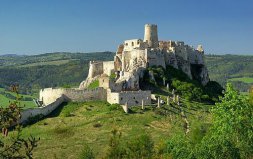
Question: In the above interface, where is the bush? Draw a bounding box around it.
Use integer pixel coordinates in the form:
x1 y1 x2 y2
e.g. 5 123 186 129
125 134 154 159
108 103 121 111
87 80 99 89
79 144 95 159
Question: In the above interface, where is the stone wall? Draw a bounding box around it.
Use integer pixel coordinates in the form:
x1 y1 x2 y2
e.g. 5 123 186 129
40 87 107 105
103 61 114 76
146 48 166 68
19 96 65 124
107 89 151 106
88 61 103 78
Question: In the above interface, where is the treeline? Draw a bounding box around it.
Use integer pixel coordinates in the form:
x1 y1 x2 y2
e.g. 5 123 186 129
0 52 114 67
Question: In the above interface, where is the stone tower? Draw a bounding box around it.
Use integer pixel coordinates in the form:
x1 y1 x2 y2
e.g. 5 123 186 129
144 24 159 48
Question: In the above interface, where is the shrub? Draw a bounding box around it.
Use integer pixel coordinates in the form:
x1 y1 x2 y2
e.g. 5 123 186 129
87 80 99 89
125 134 154 159
93 123 102 128
105 129 125 159
108 103 121 111
79 144 95 159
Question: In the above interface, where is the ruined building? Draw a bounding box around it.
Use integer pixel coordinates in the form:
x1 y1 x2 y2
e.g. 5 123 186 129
22 24 210 124
79 24 209 100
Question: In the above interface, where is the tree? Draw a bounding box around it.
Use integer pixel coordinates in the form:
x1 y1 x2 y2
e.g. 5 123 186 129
105 129 125 159
198 83 253 158
166 83 253 159
0 85 39 158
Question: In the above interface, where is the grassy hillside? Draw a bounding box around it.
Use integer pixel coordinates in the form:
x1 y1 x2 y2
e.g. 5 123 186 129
20 101 211 158
205 54 253 92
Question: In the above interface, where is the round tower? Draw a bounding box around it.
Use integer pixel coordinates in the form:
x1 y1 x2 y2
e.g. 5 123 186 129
144 24 159 48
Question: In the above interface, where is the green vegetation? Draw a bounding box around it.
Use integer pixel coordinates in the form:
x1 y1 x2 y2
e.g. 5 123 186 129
143 65 223 103
0 87 36 109
110 72 116 79
205 54 253 92
0 53 252 95
228 77 253 84
0 52 114 94
16 100 211 158
18 59 76 67
87 80 99 89
167 83 253 159
0 85 39 158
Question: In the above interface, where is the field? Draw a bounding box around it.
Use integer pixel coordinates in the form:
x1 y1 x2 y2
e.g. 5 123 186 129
20 101 211 158
0 87 36 109
228 77 253 84
18 59 77 67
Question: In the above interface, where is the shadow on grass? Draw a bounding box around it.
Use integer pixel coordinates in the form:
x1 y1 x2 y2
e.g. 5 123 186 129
22 102 68 127
48 102 68 118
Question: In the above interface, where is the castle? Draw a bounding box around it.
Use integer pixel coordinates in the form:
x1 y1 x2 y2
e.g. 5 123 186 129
78 24 209 106
19 24 210 123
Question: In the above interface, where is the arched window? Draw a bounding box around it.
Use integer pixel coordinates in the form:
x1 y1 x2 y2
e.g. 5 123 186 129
132 42 134 46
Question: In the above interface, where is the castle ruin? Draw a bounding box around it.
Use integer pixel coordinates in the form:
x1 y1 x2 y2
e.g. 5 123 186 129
78 24 209 106
18 24 210 124
38 24 209 109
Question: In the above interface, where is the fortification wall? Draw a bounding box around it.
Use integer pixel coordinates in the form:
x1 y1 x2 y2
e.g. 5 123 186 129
40 87 107 105
103 61 114 76
88 61 104 78
19 96 65 124
107 89 151 106
122 51 132 71
164 51 178 68
146 49 166 68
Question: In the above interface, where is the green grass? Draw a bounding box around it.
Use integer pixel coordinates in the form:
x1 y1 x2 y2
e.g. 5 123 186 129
87 80 99 89
229 77 253 84
17 100 211 158
0 88 36 109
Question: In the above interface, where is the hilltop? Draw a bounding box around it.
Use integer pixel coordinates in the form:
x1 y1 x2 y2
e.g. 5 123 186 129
0 52 252 95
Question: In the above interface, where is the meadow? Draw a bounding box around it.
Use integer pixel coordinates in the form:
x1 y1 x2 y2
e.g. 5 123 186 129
0 87 36 109
20 100 211 158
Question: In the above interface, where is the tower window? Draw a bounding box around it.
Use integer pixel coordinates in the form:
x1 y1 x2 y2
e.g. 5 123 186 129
132 42 134 46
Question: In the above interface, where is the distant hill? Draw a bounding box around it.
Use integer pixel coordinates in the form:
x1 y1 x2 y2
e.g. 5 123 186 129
205 54 253 92
0 52 252 94
0 52 115 95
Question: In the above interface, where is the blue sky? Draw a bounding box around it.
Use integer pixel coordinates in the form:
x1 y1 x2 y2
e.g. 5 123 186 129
0 0 252 55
